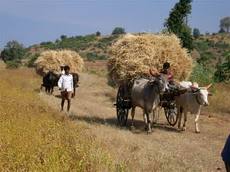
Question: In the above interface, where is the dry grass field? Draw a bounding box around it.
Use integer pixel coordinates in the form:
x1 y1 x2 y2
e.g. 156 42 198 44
0 60 229 171
40 61 229 172
0 65 124 172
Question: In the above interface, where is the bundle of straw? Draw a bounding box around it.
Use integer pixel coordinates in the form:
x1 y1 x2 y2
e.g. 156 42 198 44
35 50 84 75
108 33 193 85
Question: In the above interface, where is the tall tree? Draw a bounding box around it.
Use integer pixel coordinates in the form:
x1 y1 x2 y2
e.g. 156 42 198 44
165 0 193 51
220 17 230 33
60 35 67 40
96 31 101 36
219 27 225 33
112 27 126 35
0 40 25 62
193 28 200 39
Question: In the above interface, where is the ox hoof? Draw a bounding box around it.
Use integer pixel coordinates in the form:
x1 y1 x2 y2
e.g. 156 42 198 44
130 126 135 130
195 130 200 134
147 130 152 134
182 127 186 131
151 122 156 127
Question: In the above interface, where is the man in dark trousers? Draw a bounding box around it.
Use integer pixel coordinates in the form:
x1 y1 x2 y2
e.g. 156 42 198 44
222 134 230 172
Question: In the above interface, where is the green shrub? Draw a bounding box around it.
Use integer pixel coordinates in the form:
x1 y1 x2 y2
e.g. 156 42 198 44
5 60 21 69
96 42 105 49
1 40 26 62
197 51 215 65
96 36 118 50
223 51 230 57
40 41 56 49
189 63 214 85
27 53 40 67
193 40 209 51
215 42 230 49
207 40 215 47
214 52 230 83
55 34 97 51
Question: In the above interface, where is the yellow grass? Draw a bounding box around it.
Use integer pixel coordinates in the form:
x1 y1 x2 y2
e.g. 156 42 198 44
206 83 230 116
1 62 229 172
0 68 123 172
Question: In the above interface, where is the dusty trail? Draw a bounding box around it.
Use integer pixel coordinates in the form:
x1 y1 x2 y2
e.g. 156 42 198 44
40 72 229 172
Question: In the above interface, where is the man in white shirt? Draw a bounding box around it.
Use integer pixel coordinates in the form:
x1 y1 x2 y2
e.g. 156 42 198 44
58 65 73 112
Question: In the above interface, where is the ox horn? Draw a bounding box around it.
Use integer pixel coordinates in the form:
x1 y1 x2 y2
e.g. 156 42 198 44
205 83 212 89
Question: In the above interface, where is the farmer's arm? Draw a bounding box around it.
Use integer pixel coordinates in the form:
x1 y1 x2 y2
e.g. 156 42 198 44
71 75 74 91
58 76 63 89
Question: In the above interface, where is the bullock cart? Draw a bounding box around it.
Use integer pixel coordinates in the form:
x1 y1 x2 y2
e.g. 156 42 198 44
114 79 184 127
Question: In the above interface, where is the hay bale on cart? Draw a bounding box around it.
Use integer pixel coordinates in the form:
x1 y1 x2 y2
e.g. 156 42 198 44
108 33 193 86
35 49 84 76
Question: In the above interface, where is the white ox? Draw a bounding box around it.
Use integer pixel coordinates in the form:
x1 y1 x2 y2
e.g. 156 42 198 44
131 74 168 133
175 82 212 133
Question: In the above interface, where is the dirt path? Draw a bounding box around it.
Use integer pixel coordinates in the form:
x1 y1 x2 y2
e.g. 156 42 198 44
40 72 230 172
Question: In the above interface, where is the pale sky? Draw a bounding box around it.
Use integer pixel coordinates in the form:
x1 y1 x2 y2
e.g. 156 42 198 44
0 0 229 48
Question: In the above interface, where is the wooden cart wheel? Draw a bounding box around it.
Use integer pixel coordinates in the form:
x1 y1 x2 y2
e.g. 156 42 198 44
164 102 178 126
116 86 129 126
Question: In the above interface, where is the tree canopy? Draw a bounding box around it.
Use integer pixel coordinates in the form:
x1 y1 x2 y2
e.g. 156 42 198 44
165 0 193 51
112 27 126 35
220 16 230 33
1 40 26 62
193 28 200 39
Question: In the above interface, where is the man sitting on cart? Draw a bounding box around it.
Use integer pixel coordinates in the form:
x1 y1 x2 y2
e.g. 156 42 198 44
160 62 174 84
158 62 197 91
149 62 185 96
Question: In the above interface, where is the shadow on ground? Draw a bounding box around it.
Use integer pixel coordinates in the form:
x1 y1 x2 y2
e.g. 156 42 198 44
68 114 180 134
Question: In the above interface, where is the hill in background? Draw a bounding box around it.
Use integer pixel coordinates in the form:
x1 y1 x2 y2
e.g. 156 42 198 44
1 32 230 84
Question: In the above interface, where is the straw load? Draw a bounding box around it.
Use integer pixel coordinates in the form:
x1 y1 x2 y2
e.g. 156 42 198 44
35 50 84 75
108 33 193 85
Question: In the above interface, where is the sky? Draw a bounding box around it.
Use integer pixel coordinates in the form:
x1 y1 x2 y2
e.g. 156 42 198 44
0 0 229 48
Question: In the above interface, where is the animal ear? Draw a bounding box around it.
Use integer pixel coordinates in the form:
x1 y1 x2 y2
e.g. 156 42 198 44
208 93 213 96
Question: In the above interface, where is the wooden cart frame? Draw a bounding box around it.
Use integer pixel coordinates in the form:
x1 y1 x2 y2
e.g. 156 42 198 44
115 83 179 127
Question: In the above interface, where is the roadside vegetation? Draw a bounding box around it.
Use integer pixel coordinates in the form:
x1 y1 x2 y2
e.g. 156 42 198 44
192 34 230 84
0 68 124 171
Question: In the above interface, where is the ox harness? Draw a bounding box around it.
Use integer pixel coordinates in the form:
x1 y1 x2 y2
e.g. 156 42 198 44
192 90 203 105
